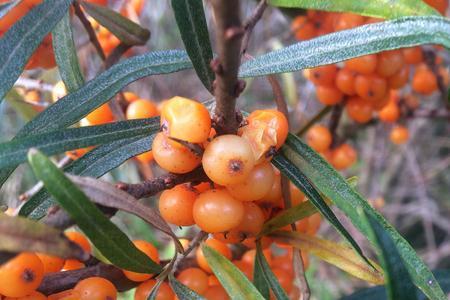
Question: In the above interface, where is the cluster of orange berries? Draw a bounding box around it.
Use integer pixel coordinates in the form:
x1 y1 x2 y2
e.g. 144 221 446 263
291 1 448 167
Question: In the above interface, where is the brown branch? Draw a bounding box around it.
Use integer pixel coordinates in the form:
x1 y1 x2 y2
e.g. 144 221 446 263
241 0 268 55
328 102 345 148
38 263 137 295
407 108 450 119
211 0 245 135
423 49 448 102
297 106 333 136
117 167 208 199
73 2 106 60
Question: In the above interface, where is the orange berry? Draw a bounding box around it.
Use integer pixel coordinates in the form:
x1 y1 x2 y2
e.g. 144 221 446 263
233 260 253 280
335 68 357 95
315 85 343 105
309 65 338 86
376 50 405 77
389 126 409 145
123 92 139 103
257 171 282 208
246 110 289 150
424 0 448 14
412 69 438 95
4 291 47 300
36 253 65 274
272 267 294 293
177 268 209 295
226 162 275 202
135 150 154 164
208 275 221 286
86 0 108 5
123 240 159 282
135 280 174 300
74 277 117 300
63 232 91 271
48 289 80 300
126 99 158 120
152 132 201 174
159 184 197 226
388 65 410 89
0 253 44 297
334 13 365 31
204 285 229 300
306 125 332 152
228 202 265 239
345 55 378 75
196 239 231 273
203 135 255 186
160 96 211 143
291 16 316 40
85 104 114 125
345 96 373 124
193 189 245 233
289 182 306 206
355 74 387 103
331 144 357 170
378 101 400 123
241 248 272 269
403 47 423 64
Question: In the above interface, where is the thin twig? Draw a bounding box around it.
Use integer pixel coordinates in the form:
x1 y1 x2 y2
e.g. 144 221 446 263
73 2 106 60
15 78 54 92
297 106 333 136
328 102 345 148
211 0 245 135
173 231 208 272
117 167 208 199
241 0 268 55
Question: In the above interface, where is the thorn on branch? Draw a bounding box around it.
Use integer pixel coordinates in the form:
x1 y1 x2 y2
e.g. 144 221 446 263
210 58 224 74
225 27 245 41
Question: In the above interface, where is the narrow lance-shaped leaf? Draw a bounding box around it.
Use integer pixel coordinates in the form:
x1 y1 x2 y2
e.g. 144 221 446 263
19 135 156 219
202 245 265 300
255 243 289 300
0 118 159 169
0 0 73 102
0 213 87 260
362 210 417 300
270 230 384 284
259 177 357 237
81 1 150 45
239 16 450 78
27 149 162 273
52 12 85 92
272 154 372 268
267 0 438 19
68 175 184 253
0 51 190 187
169 275 205 300
279 133 446 299
171 0 214 92
340 270 450 300
253 255 270 299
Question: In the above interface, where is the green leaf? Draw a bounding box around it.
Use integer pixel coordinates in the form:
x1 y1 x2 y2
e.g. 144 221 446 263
0 118 159 169
278 133 446 299
267 0 438 19
340 270 450 300
362 211 417 300
169 275 205 300
0 0 73 102
202 244 265 300
253 255 270 299
52 12 85 92
255 243 289 300
81 1 150 46
270 230 384 284
0 213 87 260
239 16 450 78
272 154 372 268
27 149 162 273
19 135 155 219
171 0 214 92
0 0 21 19
0 51 190 187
